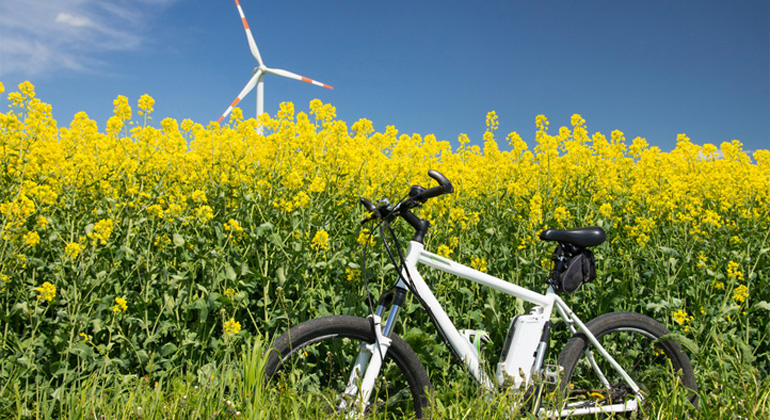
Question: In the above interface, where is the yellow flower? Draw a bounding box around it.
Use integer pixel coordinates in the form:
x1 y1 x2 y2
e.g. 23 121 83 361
697 252 707 268
224 318 241 335
113 95 132 121
196 205 214 222
224 288 236 297
224 219 244 239
311 230 329 251
673 309 689 325
36 282 56 302
437 245 453 258
23 231 40 247
113 297 128 313
357 229 376 247
79 332 90 343
308 176 326 194
727 261 743 280
36 216 49 229
65 242 84 259
471 255 487 273
554 206 569 225
599 203 612 219
191 190 207 203
137 94 155 115
87 219 114 246
345 268 361 282
732 284 749 304
147 204 165 219
673 309 695 333
154 234 171 248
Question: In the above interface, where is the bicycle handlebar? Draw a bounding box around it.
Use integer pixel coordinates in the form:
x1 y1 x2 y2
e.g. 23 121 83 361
359 170 453 229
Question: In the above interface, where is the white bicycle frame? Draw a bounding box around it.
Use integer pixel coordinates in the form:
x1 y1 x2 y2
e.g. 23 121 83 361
345 240 645 417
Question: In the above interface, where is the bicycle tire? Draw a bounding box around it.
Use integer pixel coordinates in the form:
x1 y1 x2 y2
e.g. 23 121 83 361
265 315 432 418
557 311 698 415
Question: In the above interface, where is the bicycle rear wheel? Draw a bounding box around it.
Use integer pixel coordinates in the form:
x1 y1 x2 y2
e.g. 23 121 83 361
557 312 697 415
265 315 432 418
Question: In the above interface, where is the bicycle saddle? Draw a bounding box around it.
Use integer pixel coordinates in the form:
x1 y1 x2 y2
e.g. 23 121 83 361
539 227 606 248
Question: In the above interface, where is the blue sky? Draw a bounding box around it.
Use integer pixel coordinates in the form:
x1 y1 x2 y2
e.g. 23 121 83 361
1 0 768 153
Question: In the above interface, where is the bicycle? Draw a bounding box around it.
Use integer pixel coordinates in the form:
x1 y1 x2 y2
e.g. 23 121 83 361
264 170 698 418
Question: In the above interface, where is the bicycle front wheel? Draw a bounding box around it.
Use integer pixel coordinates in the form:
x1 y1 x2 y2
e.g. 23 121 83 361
265 315 432 418
557 311 697 415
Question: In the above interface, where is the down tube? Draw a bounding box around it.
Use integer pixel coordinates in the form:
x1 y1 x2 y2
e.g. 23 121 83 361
401 244 495 389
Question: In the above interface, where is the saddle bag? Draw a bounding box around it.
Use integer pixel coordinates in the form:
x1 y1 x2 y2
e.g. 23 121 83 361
550 245 596 294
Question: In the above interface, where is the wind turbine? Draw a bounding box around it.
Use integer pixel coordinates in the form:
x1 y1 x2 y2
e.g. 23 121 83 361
217 0 333 126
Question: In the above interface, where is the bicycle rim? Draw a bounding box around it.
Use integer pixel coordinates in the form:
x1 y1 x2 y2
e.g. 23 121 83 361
266 316 431 418
557 312 697 416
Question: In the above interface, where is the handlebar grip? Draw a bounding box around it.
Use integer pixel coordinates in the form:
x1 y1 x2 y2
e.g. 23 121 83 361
428 170 454 194
414 170 454 202
418 185 447 201
360 197 377 212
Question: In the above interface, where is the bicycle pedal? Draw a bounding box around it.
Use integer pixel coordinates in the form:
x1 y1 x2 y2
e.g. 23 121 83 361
543 364 563 385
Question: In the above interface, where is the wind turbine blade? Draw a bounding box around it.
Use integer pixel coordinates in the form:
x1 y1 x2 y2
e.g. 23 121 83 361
234 0 263 66
217 71 261 123
265 67 334 89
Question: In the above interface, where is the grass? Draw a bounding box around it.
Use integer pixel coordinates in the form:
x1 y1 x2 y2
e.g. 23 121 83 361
4 330 769 419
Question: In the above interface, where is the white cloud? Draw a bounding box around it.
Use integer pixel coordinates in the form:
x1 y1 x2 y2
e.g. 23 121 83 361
0 0 177 77
55 12 95 28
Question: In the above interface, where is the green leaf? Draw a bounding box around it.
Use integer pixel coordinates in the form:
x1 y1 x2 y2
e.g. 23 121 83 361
225 263 237 281
160 342 178 357
657 246 679 256
753 301 770 311
173 233 185 247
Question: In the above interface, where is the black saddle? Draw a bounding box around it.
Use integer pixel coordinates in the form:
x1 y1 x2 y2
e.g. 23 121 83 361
539 227 606 248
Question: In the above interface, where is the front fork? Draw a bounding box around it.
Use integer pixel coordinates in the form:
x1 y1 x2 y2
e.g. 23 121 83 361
341 288 407 414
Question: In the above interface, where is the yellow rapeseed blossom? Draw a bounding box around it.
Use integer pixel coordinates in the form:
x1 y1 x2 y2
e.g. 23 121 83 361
224 318 241 335
36 282 56 302
357 229 376 247
22 231 40 247
732 284 749 304
113 95 131 121
673 309 694 333
727 261 743 280
311 230 329 251
599 203 612 219
137 94 155 116
154 234 171 248
88 219 114 246
437 245 453 258
554 206 569 225
345 268 361 282
308 176 326 194
191 190 207 203
196 205 214 222
224 219 244 239
35 216 49 229
224 288 236 297
697 252 708 269
65 242 84 259
113 297 128 313
147 204 165 219
471 255 487 273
